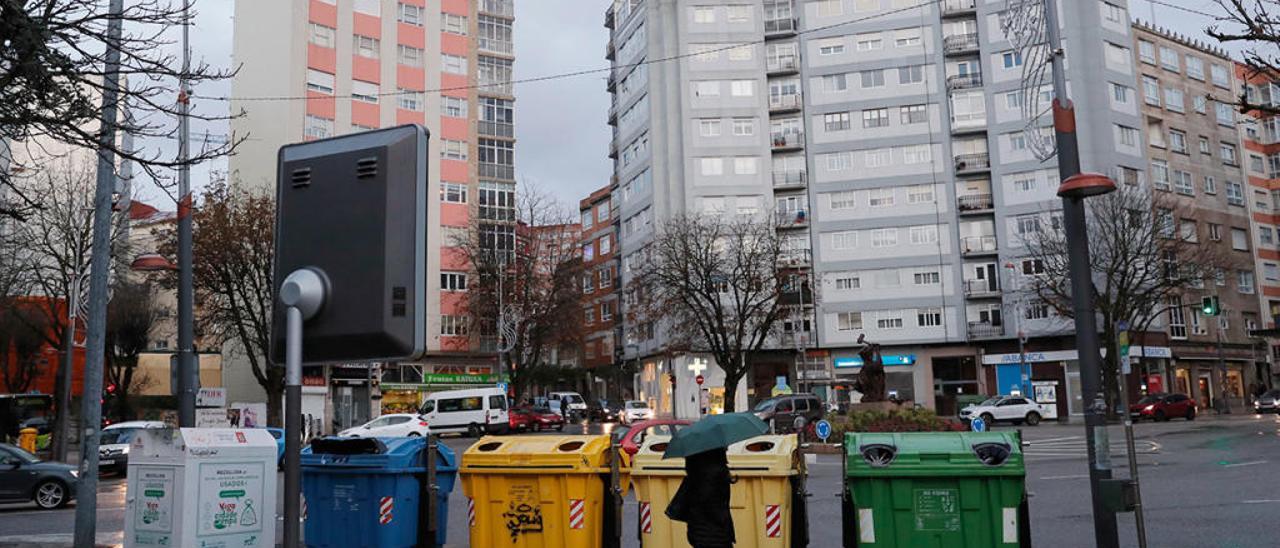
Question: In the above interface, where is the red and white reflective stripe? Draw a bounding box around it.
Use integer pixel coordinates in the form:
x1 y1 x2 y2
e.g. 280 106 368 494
568 499 585 530
467 497 476 527
301 496 308 522
379 496 394 525
639 502 652 534
764 504 782 538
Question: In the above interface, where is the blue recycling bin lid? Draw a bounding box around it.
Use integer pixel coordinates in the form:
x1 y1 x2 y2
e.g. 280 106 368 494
302 437 426 471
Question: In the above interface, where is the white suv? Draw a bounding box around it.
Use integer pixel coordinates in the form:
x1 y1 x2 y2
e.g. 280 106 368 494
959 396 1048 426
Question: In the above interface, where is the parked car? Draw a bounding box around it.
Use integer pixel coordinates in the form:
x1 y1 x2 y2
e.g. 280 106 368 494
620 400 655 425
1254 389 1280 414
611 419 691 465
588 400 623 423
508 407 538 432
526 407 565 432
337 414 430 438
548 392 588 421
98 420 166 475
0 443 78 509
419 387 510 437
1130 393 1197 421
959 396 1048 426
752 394 824 432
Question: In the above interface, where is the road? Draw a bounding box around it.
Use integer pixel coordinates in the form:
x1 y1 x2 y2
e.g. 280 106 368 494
0 414 1276 547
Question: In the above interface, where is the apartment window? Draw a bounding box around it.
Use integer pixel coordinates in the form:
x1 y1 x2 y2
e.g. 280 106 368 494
1240 270 1257 294
353 35 380 59
441 182 468 204
1022 259 1045 276
876 312 904 329
1208 223 1222 241
1216 103 1235 126
1191 95 1207 114
441 12 467 34
397 45 424 67
824 112 851 131
1211 64 1230 88
1186 55 1205 80
1111 83 1131 104
599 236 611 255
1267 263 1280 282
309 23 336 47
1025 303 1051 320
440 315 468 336
1233 228 1250 250
865 149 891 168
600 303 613 321
1103 2 1125 22
443 54 468 74
700 158 724 176
837 312 862 331
441 272 468 291
829 191 856 210
1013 175 1036 192
1116 125 1138 147
1261 226 1274 246
913 271 941 285
395 3 424 26
1169 130 1187 153
900 104 927 124
599 269 613 289
834 275 861 290
582 242 595 261
902 144 932 164
909 225 938 244
1199 137 1211 154
831 231 857 250
907 185 934 204
862 108 889 128
694 81 721 97
868 188 894 207
1016 215 1041 236
1151 159 1170 190
825 152 851 171
898 65 924 84
304 115 333 139
1156 208 1174 237
822 74 848 92
1202 175 1216 194
693 6 715 23
306 69 335 94
856 33 883 51
1002 51 1023 69
1142 76 1160 105
728 5 751 22
733 157 758 175
728 44 753 61
1180 219 1198 242
732 118 755 136
1173 170 1193 195
442 96 468 118
1159 46 1179 71
353 0 379 15
1253 154 1268 174
871 228 898 247
1139 41 1157 63
1227 181 1245 205
819 42 845 56
861 70 886 89
351 80 379 103
440 140 469 161
699 119 722 137
397 89 424 111
816 0 843 16
895 28 922 47
917 308 943 327
1220 143 1239 165
730 80 755 96
1164 87 1184 112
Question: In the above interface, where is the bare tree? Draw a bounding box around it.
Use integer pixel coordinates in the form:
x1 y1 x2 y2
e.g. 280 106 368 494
1022 184 1237 410
158 182 280 424
452 185 584 399
636 215 788 412
1 0 241 221
1208 1 1280 114
104 281 156 420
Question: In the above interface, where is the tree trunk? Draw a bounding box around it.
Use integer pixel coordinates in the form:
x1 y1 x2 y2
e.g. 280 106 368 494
266 378 283 428
1100 325 1120 420
722 361 747 414
50 326 70 460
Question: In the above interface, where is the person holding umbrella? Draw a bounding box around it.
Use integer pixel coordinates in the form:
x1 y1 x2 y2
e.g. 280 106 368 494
663 413 769 548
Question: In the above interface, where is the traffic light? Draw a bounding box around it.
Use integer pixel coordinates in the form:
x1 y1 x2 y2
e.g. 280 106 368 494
1201 296 1220 316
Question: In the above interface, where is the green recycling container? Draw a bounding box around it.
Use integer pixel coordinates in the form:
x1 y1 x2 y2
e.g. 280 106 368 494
841 432 1029 547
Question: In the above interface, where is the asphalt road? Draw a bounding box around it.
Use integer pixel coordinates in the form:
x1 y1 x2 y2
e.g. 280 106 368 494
1 415 1276 547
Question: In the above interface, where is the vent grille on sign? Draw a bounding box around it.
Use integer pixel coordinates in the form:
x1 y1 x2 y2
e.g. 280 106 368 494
290 167 312 188
356 157 378 179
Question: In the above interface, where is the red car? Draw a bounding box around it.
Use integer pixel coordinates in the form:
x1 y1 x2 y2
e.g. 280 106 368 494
1130 393 1197 421
508 407 537 432
511 406 565 432
611 419 691 461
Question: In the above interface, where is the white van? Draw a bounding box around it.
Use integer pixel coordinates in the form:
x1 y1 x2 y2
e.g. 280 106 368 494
418 387 509 437
548 391 587 420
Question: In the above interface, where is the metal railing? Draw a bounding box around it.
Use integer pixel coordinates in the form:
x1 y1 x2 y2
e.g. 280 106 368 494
943 33 980 55
478 38 514 55
954 152 990 172
963 279 1000 296
942 0 977 15
765 17 797 34
770 132 804 149
957 193 994 211
480 0 513 17
769 93 802 111
946 73 983 90
967 321 1004 338
478 121 514 138
775 209 808 227
961 235 998 254
779 248 812 266
767 55 799 73
772 169 807 187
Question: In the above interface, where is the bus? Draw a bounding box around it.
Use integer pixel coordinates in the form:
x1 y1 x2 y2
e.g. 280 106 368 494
0 394 54 442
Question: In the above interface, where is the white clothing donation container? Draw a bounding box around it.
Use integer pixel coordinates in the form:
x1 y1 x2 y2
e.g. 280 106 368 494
124 428 278 548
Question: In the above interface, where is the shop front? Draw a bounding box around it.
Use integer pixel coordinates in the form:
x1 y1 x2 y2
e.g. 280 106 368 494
378 364 498 414
1169 355 1251 412
830 347 935 409
982 346 1172 421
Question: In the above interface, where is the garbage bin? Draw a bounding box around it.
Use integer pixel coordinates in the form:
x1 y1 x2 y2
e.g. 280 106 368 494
629 434 808 548
460 435 625 548
301 436 456 548
841 432 1030 547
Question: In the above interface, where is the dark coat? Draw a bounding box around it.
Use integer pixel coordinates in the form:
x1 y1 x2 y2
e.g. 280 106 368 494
666 448 735 547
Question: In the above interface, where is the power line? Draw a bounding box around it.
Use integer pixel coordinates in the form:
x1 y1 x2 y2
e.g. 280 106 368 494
201 0 946 103
1143 0 1220 19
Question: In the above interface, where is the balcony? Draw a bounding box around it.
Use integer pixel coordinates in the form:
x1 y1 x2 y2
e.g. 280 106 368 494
954 152 990 174
961 235 998 256
606 73 616 93
963 279 1001 298
478 79 513 96
772 169 808 189
778 248 812 267
957 193 994 214
479 38 514 56
942 0 977 17
775 209 808 228
765 16 798 36
480 0 514 17
947 73 983 91
605 7 615 29
767 55 799 75
606 41 616 61
770 132 804 151
943 33 980 56
769 93 802 113
478 120 514 139
967 321 1004 339
479 163 515 180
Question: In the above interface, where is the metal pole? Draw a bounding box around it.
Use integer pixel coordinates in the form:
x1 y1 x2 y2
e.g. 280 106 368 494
176 0 197 428
280 268 326 548
1117 352 1147 548
1043 0 1120 545
1216 328 1230 413
73 1 124 544
55 246 81 463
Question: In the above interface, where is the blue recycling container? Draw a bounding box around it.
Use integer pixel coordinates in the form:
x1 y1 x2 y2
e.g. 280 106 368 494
301 436 457 547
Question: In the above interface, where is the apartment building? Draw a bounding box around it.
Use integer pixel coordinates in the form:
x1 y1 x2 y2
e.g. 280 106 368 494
579 185 625 399
1236 62 1280 393
1132 23 1265 411
230 0 516 430
605 0 1151 418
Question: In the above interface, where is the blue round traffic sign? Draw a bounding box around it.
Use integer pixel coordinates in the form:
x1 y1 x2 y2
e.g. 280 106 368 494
970 417 987 432
815 419 832 441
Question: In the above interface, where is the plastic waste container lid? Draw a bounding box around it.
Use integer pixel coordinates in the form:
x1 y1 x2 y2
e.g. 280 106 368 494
302 436 428 471
461 435 614 473
632 435 798 477
844 432 1024 478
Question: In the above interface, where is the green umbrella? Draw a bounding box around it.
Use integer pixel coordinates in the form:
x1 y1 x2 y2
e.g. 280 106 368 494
662 413 769 459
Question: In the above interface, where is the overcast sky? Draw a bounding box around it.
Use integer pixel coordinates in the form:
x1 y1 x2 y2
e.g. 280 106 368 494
136 0 1222 209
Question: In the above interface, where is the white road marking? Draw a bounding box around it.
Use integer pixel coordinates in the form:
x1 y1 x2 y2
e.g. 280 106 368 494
1223 460 1267 468
1026 436 1084 444
1241 499 1280 504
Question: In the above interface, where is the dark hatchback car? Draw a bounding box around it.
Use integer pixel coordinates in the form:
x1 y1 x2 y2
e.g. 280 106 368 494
1130 393 1197 421
0 443 78 509
588 400 623 423
752 394 824 432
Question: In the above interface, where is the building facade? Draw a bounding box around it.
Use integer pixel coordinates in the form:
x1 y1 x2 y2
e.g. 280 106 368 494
230 0 516 430
579 185 625 399
1235 62 1280 394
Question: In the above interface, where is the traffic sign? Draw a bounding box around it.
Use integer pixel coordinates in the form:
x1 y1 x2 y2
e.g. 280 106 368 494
497 382 509 394
970 417 987 432
695 374 705 386
815 419 832 442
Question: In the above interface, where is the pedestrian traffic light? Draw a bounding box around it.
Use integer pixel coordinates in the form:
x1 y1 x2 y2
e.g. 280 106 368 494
1201 296 1220 316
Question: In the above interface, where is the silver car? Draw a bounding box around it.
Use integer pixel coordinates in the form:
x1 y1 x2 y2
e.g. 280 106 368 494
1255 389 1280 413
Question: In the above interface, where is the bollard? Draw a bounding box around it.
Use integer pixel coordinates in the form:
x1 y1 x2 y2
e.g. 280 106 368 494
18 427 37 454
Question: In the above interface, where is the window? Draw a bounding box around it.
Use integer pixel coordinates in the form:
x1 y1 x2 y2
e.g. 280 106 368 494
900 104 927 124
907 185 934 204
1232 227 1249 250
728 5 751 22
599 236 611 255
1156 208 1174 237
1116 125 1138 147
1159 46 1179 71
898 65 924 84
861 70 886 88
902 144 931 164
1227 181 1245 205
1016 215 1041 236
1111 83 1131 104
351 80 379 103
441 12 467 34
1151 159 1170 190
700 158 724 176
728 44 753 61
693 6 715 23
917 308 943 327
306 69 334 94
699 119 722 137
862 108 889 128
694 81 721 97
309 23 336 47
856 33 883 51
913 271 941 285
442 96 467 117
871 228 898 247
868 187 894 207
1261 226 1274 246
909 225 938 244
441 182 468 203
732 118 755 136
822 73 848 92
1142 76 1160 105
397 89 424 111
1211 64 1230 88
353 35 380 59
831 231 857 250
1199 137 1211 154
397 45 424 67
440 315 468 336
865 149 892 168
442 139 468 161
599 269 613 289
582 242 594 261
1204 176 1217 194
1193 95 1208 114
1169 130 1187 153
600 302 613 321
824 112 851 131
895 28 922 47
442 54 467 74
1220 143 1238 165
1267 263 1280 282
1022 259 1045 275
1216 103 1235 126
1002 51 1023 69
816 0 843 16
1013 175 1036 192
819 41 846 56
1164 87 1184 112
825 152 851 171
1180 219 1198 242
877 312 904 329
441 272 468 291
829 191 856 210
1186 55 1205 80
304 115 333 139
1025 303 1050 320
730 80 755 96
1208 223 1222 241
1103 2 1125 22
396 3 424 26
733 157 758 175
1138 40 1155 63
1173 170 1193 195
1239 271 1256 294
837 312 862 331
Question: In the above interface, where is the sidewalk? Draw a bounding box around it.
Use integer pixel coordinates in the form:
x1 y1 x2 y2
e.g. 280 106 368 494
0 532 121 548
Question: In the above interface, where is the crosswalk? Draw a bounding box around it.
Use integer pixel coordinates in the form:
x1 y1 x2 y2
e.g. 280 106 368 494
1022 435 1160 458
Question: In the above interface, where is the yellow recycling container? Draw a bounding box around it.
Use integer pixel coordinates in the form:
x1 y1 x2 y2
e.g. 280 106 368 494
629 434 808 548
460 435 627 548
18 427 37 453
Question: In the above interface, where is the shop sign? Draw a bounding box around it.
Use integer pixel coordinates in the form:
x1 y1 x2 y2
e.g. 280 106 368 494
834 354 916 368
421 373 498 385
